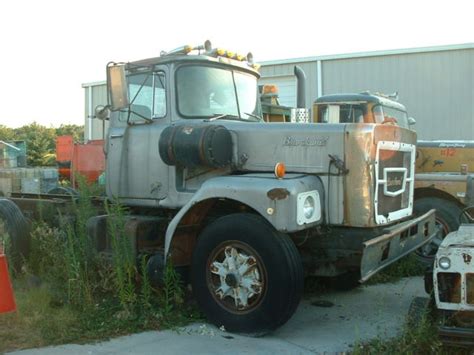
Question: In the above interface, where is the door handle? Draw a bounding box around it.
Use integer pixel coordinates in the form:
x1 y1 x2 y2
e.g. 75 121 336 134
110 134 124 139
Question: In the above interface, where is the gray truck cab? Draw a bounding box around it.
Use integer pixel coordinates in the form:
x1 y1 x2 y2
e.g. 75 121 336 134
106 53 262 207
99 42 438 334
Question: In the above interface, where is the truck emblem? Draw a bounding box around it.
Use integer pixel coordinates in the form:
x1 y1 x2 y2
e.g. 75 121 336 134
283 136 329 147
386 178 403 188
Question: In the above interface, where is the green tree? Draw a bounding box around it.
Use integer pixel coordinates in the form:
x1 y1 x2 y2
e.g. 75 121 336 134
0 125 15 141
55 124 84 144
0 122 85 166
15 122 57 166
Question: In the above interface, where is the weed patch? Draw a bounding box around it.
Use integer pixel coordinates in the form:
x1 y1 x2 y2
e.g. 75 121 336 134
0 182 199 352
367 255 426 285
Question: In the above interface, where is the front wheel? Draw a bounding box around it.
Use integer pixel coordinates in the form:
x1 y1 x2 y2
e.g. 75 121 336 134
191 213 303 334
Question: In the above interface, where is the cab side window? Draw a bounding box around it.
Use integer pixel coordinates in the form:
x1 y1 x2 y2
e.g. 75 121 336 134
119 71 166 122
153 72 166 118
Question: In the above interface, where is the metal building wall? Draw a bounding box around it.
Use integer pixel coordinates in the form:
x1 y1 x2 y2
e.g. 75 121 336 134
321 48 474 140
83 82 108 141
259 61 318 108
84 45 473 141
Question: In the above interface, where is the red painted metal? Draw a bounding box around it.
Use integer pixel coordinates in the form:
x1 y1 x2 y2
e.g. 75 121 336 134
56 136 105 185
72 140 105 185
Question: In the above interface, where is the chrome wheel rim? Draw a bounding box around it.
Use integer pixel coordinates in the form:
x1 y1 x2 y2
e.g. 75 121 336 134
207 241 266 314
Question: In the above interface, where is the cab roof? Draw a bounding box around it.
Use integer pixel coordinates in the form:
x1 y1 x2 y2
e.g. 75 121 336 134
127 54 260 77
315 93 407 112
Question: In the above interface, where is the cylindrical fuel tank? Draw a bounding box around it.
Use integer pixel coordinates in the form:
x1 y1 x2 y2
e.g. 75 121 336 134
159 124 232 168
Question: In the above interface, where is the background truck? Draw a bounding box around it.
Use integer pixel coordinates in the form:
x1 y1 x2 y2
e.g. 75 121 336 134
414 140 474 243
1 42 437 334
313 93 473 261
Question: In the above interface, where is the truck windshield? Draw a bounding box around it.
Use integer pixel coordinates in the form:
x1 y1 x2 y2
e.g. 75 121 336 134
318 104 364 123
176 65 261 120
373 105 409 128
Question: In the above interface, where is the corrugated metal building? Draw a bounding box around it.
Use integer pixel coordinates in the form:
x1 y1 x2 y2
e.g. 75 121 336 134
83 81 109 141
83 43 474 140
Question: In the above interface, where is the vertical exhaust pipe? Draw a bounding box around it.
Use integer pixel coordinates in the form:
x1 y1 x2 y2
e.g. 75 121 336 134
291 66 310 123
294 66 307 108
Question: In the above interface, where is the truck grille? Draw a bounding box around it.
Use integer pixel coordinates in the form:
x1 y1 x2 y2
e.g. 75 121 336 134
434 248 474 311
438 272 462 303
374 142 415 224
468 274 474 305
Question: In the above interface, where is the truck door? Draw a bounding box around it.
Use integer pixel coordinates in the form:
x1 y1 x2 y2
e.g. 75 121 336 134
106 68 169 202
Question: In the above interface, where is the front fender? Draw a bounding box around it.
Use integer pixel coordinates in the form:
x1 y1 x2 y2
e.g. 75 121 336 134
164 173 324 257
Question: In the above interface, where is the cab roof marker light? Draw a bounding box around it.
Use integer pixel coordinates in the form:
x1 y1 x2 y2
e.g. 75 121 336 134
216 48 226 56
207 48 227 57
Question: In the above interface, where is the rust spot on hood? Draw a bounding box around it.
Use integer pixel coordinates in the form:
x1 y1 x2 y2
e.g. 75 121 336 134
267 188 289 200
463 253 472 264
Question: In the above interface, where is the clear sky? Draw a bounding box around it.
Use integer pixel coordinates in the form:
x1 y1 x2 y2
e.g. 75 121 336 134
0 0 472 128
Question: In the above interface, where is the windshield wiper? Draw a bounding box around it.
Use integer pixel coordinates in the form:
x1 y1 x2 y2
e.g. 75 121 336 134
206 113 242 122
243 112 262 121
206 113 260 122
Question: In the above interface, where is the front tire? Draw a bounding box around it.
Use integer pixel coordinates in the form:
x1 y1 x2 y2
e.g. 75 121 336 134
191 213 303 334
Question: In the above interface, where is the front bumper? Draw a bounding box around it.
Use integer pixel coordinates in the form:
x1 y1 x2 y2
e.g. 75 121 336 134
438 325 474 347
360 209 438 281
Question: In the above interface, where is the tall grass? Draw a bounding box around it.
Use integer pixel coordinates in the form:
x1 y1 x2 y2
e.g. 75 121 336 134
105 200 137 310
0 178 193 352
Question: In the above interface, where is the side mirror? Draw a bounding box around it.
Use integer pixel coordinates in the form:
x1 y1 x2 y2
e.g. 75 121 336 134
408 117 416 126
95 105 110 120
107 63 129 111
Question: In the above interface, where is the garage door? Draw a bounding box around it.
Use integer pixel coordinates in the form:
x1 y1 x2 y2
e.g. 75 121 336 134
259 76 296 107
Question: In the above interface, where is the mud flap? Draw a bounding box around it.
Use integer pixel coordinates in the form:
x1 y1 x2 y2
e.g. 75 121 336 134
360 209 438 282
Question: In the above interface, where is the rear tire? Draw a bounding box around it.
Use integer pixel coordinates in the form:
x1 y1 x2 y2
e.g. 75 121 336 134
0 199 31 271
48 186 78 196
191 213 303 334
413 197 462 263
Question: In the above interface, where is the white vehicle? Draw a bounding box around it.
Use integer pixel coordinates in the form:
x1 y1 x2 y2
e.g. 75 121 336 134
411 207 474 347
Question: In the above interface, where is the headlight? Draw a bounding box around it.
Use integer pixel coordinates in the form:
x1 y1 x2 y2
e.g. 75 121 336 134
439 256 451 270
297 191 321 225
303 196 315 219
